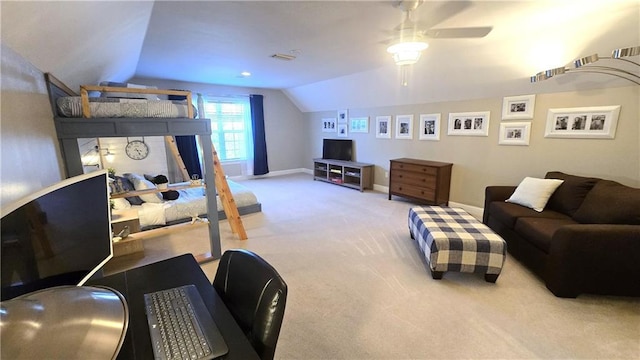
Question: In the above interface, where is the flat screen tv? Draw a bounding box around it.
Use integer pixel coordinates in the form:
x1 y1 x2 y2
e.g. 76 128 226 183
322 139 353 161
1 170 112 301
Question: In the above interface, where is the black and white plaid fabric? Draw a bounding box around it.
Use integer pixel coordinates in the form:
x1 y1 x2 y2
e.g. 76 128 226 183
409 206 506 275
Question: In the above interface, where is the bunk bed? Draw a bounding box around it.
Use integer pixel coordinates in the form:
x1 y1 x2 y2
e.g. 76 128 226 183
44 73 253 260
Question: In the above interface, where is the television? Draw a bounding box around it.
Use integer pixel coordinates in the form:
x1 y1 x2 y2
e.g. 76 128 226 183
322 139 353 161
1 170 113 301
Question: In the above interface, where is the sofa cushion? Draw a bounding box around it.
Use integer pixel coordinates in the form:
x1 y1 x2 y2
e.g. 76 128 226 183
545 171 600 216
514 217 577 254
489 201 572 229
573 180 640 225
506 177 564 212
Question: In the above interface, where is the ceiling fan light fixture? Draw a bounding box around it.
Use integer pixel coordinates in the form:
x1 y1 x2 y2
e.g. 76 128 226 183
387 41 429 66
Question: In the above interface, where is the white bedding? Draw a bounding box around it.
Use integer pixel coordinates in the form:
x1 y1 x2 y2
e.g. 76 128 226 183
133 180 258 228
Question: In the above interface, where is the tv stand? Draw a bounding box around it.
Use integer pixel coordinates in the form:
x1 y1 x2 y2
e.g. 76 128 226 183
313 158 374 192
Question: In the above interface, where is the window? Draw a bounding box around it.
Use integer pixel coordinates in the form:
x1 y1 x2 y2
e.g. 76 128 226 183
202 98 252 162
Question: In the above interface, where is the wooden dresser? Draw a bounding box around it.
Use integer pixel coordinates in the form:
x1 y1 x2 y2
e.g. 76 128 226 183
388 158 453 205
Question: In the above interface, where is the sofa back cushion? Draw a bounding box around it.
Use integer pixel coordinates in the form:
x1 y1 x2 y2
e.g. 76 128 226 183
573 180 640 225
545 171 600 216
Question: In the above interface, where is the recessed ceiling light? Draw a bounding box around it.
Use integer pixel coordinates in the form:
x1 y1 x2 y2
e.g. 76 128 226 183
240 71 251 77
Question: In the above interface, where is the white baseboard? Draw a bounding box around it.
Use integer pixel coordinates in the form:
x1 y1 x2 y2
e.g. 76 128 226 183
233 170 485 220
374 184 483 220
229 168 309 181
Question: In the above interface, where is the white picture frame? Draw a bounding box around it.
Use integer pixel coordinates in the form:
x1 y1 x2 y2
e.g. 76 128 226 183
336 123 348 138
375 116 392 139
499 121 531 146
349 116 369 133
322 118 337 132
395 115 414 140
337 109 348 124
544 105 620 139
447 111 490 136
419 113 441 141
502 94 536 120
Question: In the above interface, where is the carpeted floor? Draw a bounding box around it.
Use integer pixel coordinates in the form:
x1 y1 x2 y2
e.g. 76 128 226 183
104 173 640 359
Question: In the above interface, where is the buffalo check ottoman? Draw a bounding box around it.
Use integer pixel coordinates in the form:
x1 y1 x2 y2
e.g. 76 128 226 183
408 206 507 282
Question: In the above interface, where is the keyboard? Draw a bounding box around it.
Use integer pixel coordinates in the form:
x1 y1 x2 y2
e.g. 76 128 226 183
144 285 229 360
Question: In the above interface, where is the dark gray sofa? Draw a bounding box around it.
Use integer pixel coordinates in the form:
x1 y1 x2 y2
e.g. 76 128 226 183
483 171 640 298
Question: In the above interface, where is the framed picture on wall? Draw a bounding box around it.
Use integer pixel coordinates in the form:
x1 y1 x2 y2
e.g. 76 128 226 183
419 113 441 141
502 94 536 120
375 116 392 139
337 123 348 138
447 111 490 136
395 114 414 140
337 109 348 124
322 118 337 132
544 105 620 139
499 121 531 146
349 117 369 133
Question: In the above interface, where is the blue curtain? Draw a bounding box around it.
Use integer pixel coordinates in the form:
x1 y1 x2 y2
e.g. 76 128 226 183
250 94 269 175
175 136 202 179
169 92 202 179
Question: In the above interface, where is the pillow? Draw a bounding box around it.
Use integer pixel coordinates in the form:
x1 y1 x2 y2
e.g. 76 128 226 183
573 180 640 224
111 198 132 210
506 177 564 212
129 176 163 203
544 171 600 216
109 175 143 205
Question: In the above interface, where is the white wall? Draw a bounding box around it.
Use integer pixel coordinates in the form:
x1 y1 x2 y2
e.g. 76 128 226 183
307 86 640 207
1 45 64 206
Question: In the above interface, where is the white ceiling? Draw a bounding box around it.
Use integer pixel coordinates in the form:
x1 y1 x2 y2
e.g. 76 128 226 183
2 1 639 112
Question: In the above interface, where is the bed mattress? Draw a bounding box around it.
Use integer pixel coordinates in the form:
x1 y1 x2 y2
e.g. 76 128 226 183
56 96 193 118
135 180 260 229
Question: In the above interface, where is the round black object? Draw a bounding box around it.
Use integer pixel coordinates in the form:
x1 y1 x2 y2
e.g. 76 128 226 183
153 175 168 185
161 190 179 200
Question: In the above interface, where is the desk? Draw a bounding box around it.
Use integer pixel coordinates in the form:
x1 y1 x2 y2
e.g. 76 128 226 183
89 254 259 360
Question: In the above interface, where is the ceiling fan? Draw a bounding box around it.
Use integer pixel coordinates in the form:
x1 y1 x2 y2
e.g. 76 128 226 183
386 0 493 66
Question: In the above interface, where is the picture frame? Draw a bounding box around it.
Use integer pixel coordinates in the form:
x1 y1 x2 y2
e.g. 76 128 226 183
395 114 414 140
418 113 441 141
544 105 620 139
349 116 369 133
375 116 392 139
447 111 490 136
322 118 337 132
336 123 348 138
499 121 531 146
337 109 348 124
502 94 536 120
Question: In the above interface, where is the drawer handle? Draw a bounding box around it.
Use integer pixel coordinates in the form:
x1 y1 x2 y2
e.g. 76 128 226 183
398 187 403 191
399 175 403 178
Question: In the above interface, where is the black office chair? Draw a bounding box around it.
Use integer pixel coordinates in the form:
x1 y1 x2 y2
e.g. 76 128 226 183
213 249 288 360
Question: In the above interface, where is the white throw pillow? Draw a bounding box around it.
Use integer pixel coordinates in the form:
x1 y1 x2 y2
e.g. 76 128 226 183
129 176 164 203
506 177 564 212
111 198 132 210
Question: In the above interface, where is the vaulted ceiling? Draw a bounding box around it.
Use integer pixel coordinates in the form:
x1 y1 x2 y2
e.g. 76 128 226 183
2 1 639 112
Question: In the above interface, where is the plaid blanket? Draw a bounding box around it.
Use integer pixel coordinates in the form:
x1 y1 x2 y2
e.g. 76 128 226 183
409 206 506 275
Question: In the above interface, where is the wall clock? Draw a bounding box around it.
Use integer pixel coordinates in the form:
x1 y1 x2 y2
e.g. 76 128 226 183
125 138 149 160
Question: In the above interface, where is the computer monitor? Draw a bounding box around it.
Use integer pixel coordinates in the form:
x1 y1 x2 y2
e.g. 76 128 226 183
1 170 112 301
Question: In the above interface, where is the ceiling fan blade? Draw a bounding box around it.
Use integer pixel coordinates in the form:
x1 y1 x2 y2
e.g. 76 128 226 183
425 27 493 39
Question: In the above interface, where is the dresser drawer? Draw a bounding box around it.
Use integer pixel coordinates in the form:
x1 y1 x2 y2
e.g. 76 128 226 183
391 162 438 176
391 172 436 189
390 183 435 201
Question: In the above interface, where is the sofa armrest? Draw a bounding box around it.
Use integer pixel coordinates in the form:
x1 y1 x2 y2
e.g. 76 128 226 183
545 224 640 297
483 186 516 224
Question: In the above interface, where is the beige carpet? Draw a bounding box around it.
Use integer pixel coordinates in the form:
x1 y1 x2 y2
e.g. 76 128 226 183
104 173 640 359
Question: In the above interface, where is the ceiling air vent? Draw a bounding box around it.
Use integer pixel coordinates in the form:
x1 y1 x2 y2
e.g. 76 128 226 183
270 53 296 61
